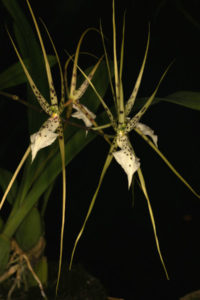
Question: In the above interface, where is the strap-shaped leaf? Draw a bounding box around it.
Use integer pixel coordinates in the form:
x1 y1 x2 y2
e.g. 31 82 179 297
0 56 56 90
161 91 200 111
15 207 43 252
2 128 98 239
4 60 111 213
124 91 200 115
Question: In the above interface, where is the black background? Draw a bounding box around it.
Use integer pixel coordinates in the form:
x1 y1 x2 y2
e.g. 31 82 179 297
1 0 200 299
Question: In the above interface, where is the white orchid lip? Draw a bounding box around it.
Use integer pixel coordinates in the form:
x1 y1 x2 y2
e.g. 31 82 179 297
113 134 140 188
112 121 158 187
30 114 59 161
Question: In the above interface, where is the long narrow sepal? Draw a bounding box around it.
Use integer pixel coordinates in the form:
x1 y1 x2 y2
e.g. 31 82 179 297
119 13 126 83
56 135 66 294
74 56 104 101
75 63 117 129
0 147 31 209
125 25 150 116
126 61 174 133
100 21 116 104
117 12 126 125
7 30 51 115
69 140 117 270
112 0 125 126
112 0 120 109
40 20 65 111
70 28 98 97
64 54 74 98
26 0 58 107
134 127 200 199
137 167 169 280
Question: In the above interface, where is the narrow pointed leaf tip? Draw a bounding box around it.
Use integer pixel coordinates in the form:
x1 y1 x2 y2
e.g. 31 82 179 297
113 135 140 188
30 114 59 161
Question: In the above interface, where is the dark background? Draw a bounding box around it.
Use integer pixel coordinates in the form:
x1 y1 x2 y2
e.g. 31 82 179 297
1 0 200 299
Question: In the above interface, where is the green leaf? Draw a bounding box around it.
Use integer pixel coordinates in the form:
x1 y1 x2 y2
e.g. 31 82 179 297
27 256 48 287
2 0 53 134
0 168 18 205
163 91 200 111
0 217 4 233
2 128 96 239
0 234 10 274
134 91 200 112
13 60 110 205
41 182 55 217
2 57 111 244
2 0 48 89
15 207 43 252
0 56 57 90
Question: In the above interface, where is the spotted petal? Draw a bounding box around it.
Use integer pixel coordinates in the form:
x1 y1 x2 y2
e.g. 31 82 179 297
71 103 96 128
135 122 158 147
30 114 59 161
113 135 140 188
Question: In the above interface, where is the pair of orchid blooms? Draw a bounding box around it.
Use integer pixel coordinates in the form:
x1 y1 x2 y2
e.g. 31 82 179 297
1 0 200 292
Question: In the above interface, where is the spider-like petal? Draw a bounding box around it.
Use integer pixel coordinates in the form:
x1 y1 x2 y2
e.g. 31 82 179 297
135 122 158 147
113 135 140 188
71 104 96 128
30 115 59 161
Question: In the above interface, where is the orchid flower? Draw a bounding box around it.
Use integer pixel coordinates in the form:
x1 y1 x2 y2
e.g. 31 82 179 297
63 30 112 145
64 29 100 129
1 1 112 293
69 0 200 279
7 13 65 163
1 0 67 293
